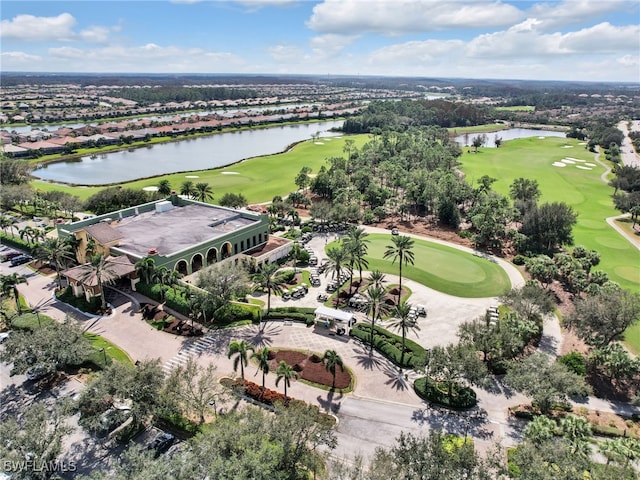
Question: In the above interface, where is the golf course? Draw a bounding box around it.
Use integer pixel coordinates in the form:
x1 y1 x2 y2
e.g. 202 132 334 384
460 135 640 352
328 233 512 298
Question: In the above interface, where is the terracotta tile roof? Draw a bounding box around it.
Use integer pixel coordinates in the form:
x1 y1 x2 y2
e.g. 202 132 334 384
62 255 135 287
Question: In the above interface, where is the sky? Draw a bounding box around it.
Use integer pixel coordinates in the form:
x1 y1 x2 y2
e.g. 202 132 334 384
1 0 639 82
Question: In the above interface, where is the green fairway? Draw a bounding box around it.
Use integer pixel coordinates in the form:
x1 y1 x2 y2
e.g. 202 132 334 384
328 233 511 298
460 136 640 353
32 135 370 204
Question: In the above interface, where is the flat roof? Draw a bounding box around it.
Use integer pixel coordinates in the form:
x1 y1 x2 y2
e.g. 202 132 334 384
111 203 259 257
314 306 353 323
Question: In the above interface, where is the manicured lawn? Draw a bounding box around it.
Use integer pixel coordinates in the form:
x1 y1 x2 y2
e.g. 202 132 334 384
32 134 370 204
84 332 134 366
328 233 511 298
459 136 640 353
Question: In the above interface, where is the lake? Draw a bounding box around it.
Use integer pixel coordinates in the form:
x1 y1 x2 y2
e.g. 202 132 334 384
33 120 345 185
455 128 566 148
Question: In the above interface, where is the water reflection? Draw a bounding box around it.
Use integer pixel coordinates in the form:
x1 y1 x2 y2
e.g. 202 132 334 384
455 128 566 148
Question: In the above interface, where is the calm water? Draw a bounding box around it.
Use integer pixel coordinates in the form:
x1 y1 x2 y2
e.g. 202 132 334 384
33 120 345 185
455 128 566 148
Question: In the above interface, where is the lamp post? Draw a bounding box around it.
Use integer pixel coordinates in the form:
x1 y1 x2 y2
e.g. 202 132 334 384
209 398 217 418
189 294 196 330
99 347 107 365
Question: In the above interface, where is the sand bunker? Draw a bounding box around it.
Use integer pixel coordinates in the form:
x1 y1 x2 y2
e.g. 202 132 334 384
565 157 584 162
185 175 199 178
561 159 576 164
314 142 324 145
552 162 567 167
578 142 587 145
143 186 159 191
221 171 239 175
576 166 592 170
561 145 574 148
585 163 596 167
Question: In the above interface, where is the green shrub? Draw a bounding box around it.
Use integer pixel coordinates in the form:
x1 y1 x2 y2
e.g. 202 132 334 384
156 412 201 437
558 351 587 376
512 254 528 266
56 287 102 314
0 233 36 254
350 322 425 368
301 226 312 234
413 376 477 409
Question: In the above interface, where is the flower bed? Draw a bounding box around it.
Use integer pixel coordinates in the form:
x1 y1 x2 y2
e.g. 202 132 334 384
268 349 353 391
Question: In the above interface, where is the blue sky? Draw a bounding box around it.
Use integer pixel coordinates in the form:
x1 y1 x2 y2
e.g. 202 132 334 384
1 0 639 82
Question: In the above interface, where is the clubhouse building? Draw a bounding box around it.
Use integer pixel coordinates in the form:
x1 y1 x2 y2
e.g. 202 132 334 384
58 196 289 300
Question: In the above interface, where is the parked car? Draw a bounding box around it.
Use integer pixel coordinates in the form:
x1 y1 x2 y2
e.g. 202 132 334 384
147 433 175 457
10 255 32 267
0 332 10 343
1 251 21 262
391 228 399 235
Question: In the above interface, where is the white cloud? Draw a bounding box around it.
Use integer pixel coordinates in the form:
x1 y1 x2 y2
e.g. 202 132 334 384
0 51 43 65
559 22 640 54
1 13 76 41
368 39 464 66
267 44 307 63
78 26 111 43
307 0 523 35
309 34 357 58
527 0 631 31
617 54 639 67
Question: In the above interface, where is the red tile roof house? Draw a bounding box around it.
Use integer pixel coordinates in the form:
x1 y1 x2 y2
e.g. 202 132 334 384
16 140 66 155
0 143 30 158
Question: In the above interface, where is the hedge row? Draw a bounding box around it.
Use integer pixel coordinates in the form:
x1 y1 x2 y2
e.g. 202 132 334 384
135 282 192 316
56 286 102 314
350 322 426 368
414 376 477 409
0 233 36 254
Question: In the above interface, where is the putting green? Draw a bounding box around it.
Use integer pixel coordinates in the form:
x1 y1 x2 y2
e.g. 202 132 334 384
328 233 511 298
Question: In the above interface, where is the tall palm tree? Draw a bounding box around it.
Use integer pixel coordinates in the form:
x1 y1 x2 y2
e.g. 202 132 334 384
195 182 214 203
388 301 421 367
18 225 35 245
367 269 387 289
77 254 119 310
251 347 271 398
252 263 285 326
166 269 183 296
383 235 415 304
344 226 370 284
325 244 351 307
157 179 172 196
0 273 28 315
322 349 345 389
227 340 255 381
63 234 82 262
153 266 170 301
364 285 391 352
35 237 74 289
180 181 197 199
275 360 298 399
134 256 156 284
0 216 12 236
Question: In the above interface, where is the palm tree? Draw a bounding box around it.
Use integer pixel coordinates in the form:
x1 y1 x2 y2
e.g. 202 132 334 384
157 179 172 196
275 360 298 399
252 263 285 326
0 216 12 236
134 256 156 284
166 269 183 296
322 349 345 389
153 266 170 301
77 254 119 310
367 269 387 289
325 244 351 307
364 285 391 352
35 237 74 289
18 225 35 245
195 182 214 203
523 415 556 445
251 347 271 398
180 181 197 199
227 340 255 381
63 234 82 262
0 273 28 315
344 226 369 284
388 301 421 367
383 235 415 304
559 415 592 456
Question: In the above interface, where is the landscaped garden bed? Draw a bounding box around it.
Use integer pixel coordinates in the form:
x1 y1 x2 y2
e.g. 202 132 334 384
350 322 425 368
414 376 478 410
266 349 353 391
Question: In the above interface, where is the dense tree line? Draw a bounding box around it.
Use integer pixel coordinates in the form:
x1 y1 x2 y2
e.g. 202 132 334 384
112 86 259 105
343 99 492 132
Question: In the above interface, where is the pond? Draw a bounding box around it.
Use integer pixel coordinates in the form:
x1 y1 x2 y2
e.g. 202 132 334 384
455 128 566 148
33 120 344 185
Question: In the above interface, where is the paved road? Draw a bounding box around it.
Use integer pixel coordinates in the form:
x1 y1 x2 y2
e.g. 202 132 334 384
618 120 640 168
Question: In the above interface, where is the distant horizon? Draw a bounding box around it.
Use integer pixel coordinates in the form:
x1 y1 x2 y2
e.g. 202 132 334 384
2 71 638 87
2 1 638 82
